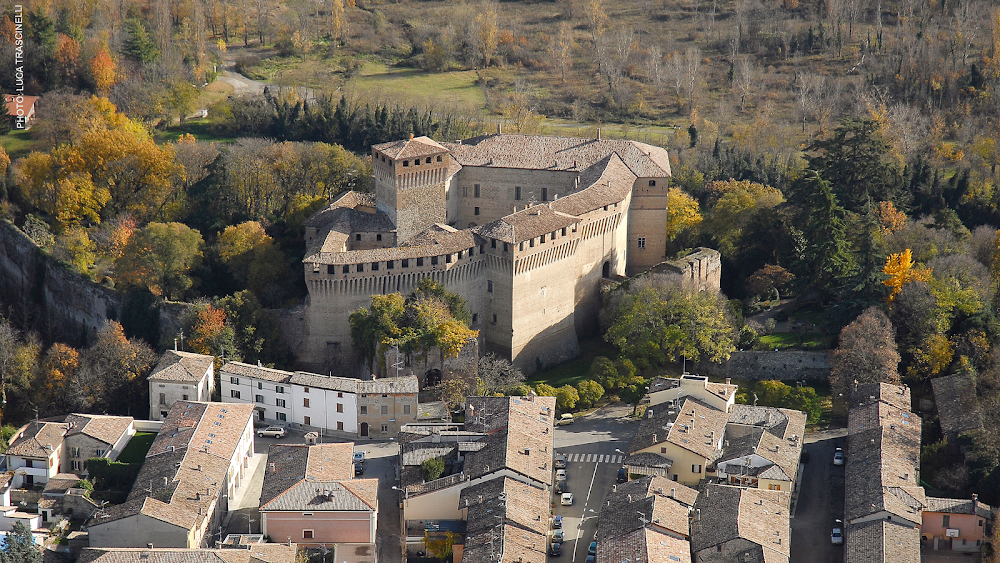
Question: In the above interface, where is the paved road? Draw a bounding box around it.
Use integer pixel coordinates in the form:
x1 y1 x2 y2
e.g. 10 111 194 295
360 441 403 563
791 431 845 563
551 403 639 563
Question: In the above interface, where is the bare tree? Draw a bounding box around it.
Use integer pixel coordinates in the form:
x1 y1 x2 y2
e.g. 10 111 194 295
734 55 757 111
683 47 702 113
551 23 573 83
795 72 820 132
830 307 901 415
646 45 663 87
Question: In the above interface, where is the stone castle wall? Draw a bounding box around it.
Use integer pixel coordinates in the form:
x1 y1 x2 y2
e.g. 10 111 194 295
692 350 832 382
449 167 578 229
646 248 722 292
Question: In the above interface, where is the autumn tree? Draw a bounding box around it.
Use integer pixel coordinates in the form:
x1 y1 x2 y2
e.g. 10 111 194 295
576 379 604 408
830 307 901 415
746 264 794 300
35 343 78 412
475 4 500 68
883 249 931 302
555 385 579 411
664 187 701 242
0 319 39 421
115 222 204 300
703 179 785 257
15 147 109 230
88 47 116 95
75 320 156 415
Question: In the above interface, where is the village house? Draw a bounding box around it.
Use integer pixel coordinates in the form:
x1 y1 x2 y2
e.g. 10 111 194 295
921 495 992 552
689 484 791 563
148 350 216 421
259 443 377 555
61 414 135 474
357 377 419 438
6 422 67 489
4 95 38 129
596 475 698 563
77 545 298 563
625 397 728 486
459 477 550 563
86 401 255 548
715 405 806 493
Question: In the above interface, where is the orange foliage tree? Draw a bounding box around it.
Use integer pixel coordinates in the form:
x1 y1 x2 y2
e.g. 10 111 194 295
88 47 117 95
883 249 931 302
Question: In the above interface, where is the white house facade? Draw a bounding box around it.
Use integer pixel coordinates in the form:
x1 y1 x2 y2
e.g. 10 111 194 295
147 351 216 421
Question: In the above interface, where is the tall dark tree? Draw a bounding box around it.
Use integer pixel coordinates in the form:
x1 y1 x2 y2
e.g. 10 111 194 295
806 118 905 212
1 522 41 563
798 171 854 296
829 200 889 325
122 19 159 64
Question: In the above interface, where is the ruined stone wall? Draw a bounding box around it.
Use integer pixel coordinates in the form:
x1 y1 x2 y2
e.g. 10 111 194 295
692 350 832 382
0 220 120 345
646 248 722 292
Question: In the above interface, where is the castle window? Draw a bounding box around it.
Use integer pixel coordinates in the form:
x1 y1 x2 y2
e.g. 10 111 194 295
519 242 524 251
403 160 409 167
343 265 349 274
649 180 656 186
414 158 420 166
357 264 364 273
463 187 468 197
515 186 521 200
475 184 481 197
529 238 535 247
402 259 409 268
437 155 443 162
472 313 478 323
387 260 394 269
446 254 452 263
540 234 545 243
488 280 493 293
638 237 646 249
431 256 438 265
542 188 548 201
480 244 485 253
377 234 382 241
491 314 498 324
503 243 508 252
417 258 424 266
327 265 335 274
491 240 497 249
372 262 379 271
475 207 480 216
562 228 567 236
356 234 362 241
426 157 432 163
604 205 608 211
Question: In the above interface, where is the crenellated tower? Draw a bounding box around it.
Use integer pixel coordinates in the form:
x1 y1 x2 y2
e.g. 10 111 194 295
372 135 452 242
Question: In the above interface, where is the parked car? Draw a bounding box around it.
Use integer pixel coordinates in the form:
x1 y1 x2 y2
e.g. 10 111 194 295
550 542 562 556
354 451 366 463
553 516 563 529
354 462 364 476
555 414 575 426
586 556 595 563
833 448 844 466
589 542 597 555
554 454 567 469
257 426 286 438
556 469 567 481
617 467 628 483
831 526 843 545
554 481 567 494
561 492 574 506
552 530 564 542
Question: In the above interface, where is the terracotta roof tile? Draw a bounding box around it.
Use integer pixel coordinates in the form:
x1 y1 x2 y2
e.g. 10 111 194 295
374 136 448 160
65 414 133 447
844 519 920 563
220 362 293 383
474 205 579 244
691 484 790 561
148 351 214 383
7 422 65 458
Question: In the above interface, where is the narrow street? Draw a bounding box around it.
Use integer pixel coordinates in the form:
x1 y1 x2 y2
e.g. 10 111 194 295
790 429 846 563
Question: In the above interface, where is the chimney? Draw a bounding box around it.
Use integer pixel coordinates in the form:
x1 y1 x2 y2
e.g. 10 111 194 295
270 463 277 473
195 492 201 500
408 133 414 140
147 544 154 549
726 378 731 385
653 433 657 443
670 488 675 498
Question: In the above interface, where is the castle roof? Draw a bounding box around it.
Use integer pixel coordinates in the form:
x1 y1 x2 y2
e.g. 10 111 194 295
549 153 637 216
474 205 579 244
304 229 481 265
374 136 448 159
442 134 671 177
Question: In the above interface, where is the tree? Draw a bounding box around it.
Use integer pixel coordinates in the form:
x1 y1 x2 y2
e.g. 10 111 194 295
88 47 116 95
123 19 159 64
534 383 557 397
589 356 618 389
830 307 901 415
0 320 39 420
53 34 81 86
421 457 445 481
35 343 78 412
1 522 40 563
186 304 238 363
475 4 500 68
16 148 110 230
115 222 204 300
555 385 579 411
664 188 701 241
76 321 156 415
218 291 292 367
883 249 931 302
440 378 471 412
476 353 525 397
746 264 794 300
576 380 604 408
799 171 854 294
703 179 784 257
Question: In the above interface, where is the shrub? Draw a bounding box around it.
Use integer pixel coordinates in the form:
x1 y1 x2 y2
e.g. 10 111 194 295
421 457 445 482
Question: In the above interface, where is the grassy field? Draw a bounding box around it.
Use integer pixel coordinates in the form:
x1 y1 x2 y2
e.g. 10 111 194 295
349 63 486 109
117 432 156 464
1 129 37 159
153 119 238 144
759 332 835 350
526 336 618 388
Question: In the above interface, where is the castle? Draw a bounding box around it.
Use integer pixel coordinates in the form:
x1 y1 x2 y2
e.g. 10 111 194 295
291 133 714 373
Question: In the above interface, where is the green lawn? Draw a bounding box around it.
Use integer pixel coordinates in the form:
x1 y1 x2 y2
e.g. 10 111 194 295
349 63 486 109
759 332 835 350
153 119 237 144
117 432 156 464
1 129 37 159
526 337 618 388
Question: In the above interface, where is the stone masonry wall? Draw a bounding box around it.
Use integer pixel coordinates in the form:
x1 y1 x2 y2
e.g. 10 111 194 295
692 350 831 382
0 220 120 345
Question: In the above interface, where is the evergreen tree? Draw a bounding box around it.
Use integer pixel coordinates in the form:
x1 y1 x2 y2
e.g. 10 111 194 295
1 522 41 563
829 199 889 325
799 171 854 296
123 19 159 64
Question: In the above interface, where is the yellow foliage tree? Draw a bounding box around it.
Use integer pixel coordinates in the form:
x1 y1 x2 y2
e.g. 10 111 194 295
882 248 931 302
16 147 110 229
475 5 500 68
907 333 954 380
664 187 701 240
89 47 117 96
875 201 907 233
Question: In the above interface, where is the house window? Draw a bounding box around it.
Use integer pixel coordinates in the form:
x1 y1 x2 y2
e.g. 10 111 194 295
542 188 548 201
637 237 646 249
503 243 508 252
337 421 344 430
381 405 389 415
356 234 362 241
327 265 335 275
491 239 497 249
472 313 478 323
343 265 349 274
487 280 493 293
381 425 389 432
360 406 368 415
672 474 678 481
661 447 667 454
338 392 344 398
403 160 409 167
446 254 452 263
515 186 521 200
463 187 468 197
417 258 424 267
71 460 81 471
303 386 310 393
649 180 656 186
256 395 264 403
491 314 498 324
276 398 287 408
357 264 364 273
943 515 951 527
230 377 239 385
475 207 480 216
475 184 481 198
692 464 702 473
403 404 411 415
182 394 188 401
276 386 285 394
303 513 313 517
769 484 781 490
159 393 166 405
277 412 287 421
304 416 311 426
24 460 33 469
303 398 310 408
337 403 344 413
161 411 168 418
402 259 409 268
231 390 241 399
258 382 263 390
376 234 382 241
96 449 106 457
303 530 314 539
